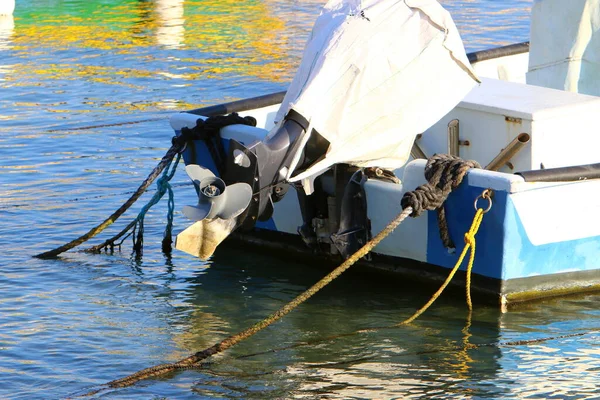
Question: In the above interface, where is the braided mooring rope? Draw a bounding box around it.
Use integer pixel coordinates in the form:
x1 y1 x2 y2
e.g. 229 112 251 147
35 144 183 259
76 154 483 395
83 207 414 391
401 154 481 249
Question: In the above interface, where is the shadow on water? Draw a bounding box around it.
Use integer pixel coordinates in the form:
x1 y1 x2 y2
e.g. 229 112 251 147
134 245 508 398
50 231 600 398
111 242 598 399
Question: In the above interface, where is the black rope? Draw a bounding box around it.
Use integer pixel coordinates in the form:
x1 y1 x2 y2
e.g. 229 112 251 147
401 154 481 249
174 113 257 175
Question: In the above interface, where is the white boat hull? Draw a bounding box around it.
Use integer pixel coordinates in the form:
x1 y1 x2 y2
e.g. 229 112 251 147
170 44 600 307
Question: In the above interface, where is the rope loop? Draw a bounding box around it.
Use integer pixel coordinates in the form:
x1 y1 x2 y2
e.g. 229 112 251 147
400 196 489 325
173 112 257 173
133 153 181 255
401 154 481 249
402 154 481 217
174 112 257 145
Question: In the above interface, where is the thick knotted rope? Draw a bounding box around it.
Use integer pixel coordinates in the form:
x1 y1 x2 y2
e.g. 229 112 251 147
401 154 480 249
83 194 490 395
70 153 483 395
179 112 256 174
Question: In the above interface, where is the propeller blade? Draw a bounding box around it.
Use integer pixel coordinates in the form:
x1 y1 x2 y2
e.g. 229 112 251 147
217 182 253 220
185 164 215 184
182 203 212 221
182 179 252 222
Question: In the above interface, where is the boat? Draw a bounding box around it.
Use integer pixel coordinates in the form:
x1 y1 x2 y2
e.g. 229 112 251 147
170 0 600 308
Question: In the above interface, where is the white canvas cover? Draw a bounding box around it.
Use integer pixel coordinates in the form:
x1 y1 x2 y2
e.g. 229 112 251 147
527 0 600 95
274 0 479 188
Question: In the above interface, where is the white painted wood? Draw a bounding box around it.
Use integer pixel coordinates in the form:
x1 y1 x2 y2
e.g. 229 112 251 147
364 160 428 262
170 112 201 131
238 104 279 131
466 168 525 193
219 125 268 145
460 78 600 120
419 78 600 174
169 104 278 133
511 179 600 245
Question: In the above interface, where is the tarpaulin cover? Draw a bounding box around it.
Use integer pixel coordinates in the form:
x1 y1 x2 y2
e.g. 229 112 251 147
273 0 479 186
527 0 600 95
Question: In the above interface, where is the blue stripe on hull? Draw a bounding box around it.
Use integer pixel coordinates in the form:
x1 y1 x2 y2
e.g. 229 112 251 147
502 198 600 280
180 133 223 178
426 184 600 281
256 219 277 230
426 185 506 280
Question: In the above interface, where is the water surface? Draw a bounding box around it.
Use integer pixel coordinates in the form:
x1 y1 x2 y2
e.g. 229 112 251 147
2 1 600 399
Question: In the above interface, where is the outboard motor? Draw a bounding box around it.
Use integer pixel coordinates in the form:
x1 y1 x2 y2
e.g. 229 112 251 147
175 112 328 259
176 0 480 260
180 109 327 222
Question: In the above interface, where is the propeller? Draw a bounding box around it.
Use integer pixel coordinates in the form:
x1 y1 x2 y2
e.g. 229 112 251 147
182 164 253 221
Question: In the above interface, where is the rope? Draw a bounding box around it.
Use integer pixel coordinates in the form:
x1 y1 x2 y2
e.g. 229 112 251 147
85 220 138 254
84 207 414 391
35 144 183 259
401 154 480 250
237 326 598 363
162 173 177 254
76 154 485 393
91 205 483 394
400 208 483 325
179 112 256 174
132 153 180 254
0 182 193 211
260 330 598 369
36 112 256 259
46 116 168 132
85 155 181 255
236 203 488 361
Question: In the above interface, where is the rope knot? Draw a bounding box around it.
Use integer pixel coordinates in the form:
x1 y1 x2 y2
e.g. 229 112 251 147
464 231 476 246
173 113 257 147
401 154 481 249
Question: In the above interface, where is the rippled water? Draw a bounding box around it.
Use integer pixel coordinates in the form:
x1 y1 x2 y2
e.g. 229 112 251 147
2 1 600 399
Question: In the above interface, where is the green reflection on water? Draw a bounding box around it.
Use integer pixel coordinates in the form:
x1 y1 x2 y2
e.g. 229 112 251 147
5 0 303 114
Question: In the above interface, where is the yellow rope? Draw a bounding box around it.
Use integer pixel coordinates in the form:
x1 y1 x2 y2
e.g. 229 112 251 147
80 193 488 395
464 208 484 309
398 208 484 326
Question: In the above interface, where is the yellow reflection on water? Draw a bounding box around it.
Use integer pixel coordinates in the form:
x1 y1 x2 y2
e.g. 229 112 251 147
7 0 294 93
